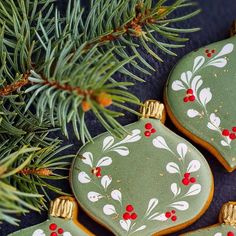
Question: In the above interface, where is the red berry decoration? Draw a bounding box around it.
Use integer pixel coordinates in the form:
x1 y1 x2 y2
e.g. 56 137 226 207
123 212 131 220
58 228 64 234
184 173 190 178
151 128 156 134
232 127 236 132
230 133 236 140
126 205 134 212
165 212 171 218
145 123 152 129
205 49 209 53
189 95 195 102
51 233 58 236
182 178 190 186
211 49 216 53
49 223 57 231
144 131 151 137
183 97 189 103
227 232 235 236
190 177 196 183
171 210 176 214
207 53 212 58
171 215 177 221
222 129 230 136
131 213 138 220
96 167 102 177
187 89 193 94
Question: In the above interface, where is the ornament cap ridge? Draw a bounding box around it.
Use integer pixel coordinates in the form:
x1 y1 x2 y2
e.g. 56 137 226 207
140 100 166 123
49 196 75 220
219 201 236 226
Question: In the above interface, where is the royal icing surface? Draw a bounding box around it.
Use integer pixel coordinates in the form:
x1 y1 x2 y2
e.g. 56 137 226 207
185 224 236 236
165 36 236 170
71 118 213 235
8 217 88 236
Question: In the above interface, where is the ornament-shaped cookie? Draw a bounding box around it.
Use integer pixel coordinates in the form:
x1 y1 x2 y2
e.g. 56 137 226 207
165 27 236 172
184 202 236 236
70 100 214 236
9 196 93 236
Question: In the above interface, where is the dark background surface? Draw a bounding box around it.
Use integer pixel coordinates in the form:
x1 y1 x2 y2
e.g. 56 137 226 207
2 0 236 235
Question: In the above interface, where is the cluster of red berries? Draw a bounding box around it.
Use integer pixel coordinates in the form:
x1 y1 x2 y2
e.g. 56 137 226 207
165 210 177 222
183 89 195 103
49 223 64 236
92 167 102 178
182 173 196 186
222 127 236 140
144 123 156 137
123 205 138 220
227 232 235 236
205 49 216 58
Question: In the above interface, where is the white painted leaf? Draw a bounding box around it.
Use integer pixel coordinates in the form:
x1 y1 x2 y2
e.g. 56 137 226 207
214 233 223 236
111 189 122 203
166 162 180 174
96 156 112 167
191 75 203 94
103 204 117 215
208 58 227 68
133 225 146 233
199 88 212 106
103 136 114 151
145 198 159 217
187 160 201 173
215 43 234 58
187 109 200 118
185 184 201 197
101 175 112 190
181 71 192 84
207 122 219 131
171 183 181 197
221 140 230 147
209 113 220 127
119 219 131 232
87 191 103 202
32 229 46 236
111 146 129 156
170 201 189 211
177 143 188 159
171 80 185 91
193 56 205 73
78 171 91 184
151 213 168 221
147 212 160 220
63 233 72 236
119 129 141 144
153 136 170 151
81 152 93 167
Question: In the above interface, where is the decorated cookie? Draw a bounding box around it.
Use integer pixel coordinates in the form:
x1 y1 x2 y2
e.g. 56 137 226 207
70 100 214 235
9 196 94 236
183 202 236 236
164 30 236 172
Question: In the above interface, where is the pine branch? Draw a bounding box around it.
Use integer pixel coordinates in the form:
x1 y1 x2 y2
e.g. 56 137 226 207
0 0 200 143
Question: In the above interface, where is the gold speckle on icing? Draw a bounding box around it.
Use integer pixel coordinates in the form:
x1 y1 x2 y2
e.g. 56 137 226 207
232 158 236 162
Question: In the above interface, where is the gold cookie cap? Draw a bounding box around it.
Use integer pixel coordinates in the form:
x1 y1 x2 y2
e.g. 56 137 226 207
50 197 75 219
219 201 236 226
140 100 166 123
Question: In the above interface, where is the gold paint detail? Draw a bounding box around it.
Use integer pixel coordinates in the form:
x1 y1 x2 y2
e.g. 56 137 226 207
140 100 165 121
219 202 236 225
50 197 74 219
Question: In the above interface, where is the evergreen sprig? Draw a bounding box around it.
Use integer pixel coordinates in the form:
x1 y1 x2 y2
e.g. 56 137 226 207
0 0 200 142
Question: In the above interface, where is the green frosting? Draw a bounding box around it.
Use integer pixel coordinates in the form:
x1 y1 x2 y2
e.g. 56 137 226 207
185 224 236 236
71 118 213 236
8 217 89 236
165 36 236 170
